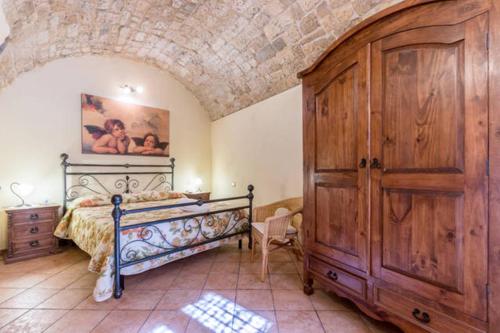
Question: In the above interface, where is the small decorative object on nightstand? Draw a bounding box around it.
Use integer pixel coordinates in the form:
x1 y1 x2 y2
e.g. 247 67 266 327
183 192 211 201
4 204 60 264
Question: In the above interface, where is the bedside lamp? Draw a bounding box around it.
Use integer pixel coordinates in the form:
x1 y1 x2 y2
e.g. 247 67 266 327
10 182 34 207
194 178 202 192
187 177 203 193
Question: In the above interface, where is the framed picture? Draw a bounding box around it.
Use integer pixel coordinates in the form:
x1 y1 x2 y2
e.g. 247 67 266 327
81 94 170 157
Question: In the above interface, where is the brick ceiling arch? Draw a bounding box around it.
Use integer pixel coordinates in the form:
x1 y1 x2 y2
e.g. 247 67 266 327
0 0 401 120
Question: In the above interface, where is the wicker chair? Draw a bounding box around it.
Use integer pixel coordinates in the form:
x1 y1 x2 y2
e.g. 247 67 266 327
253 197 304 244
251 197 303 281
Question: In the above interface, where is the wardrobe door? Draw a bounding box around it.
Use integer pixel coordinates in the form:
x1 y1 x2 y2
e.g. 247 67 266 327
303 46 369 273
370 14 488 319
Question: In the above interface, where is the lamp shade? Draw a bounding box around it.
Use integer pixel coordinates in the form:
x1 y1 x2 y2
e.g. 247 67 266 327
10 182 34 207
194 178 203 187
16 183 34 196
188 177 203 193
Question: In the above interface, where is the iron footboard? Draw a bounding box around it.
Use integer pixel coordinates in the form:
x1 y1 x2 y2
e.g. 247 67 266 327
111 185 254 299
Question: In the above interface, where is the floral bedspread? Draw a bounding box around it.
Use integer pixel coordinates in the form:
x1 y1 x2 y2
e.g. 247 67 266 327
54 197 249 301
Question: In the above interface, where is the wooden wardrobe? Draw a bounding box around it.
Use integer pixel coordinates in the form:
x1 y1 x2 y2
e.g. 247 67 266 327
299 0 500 332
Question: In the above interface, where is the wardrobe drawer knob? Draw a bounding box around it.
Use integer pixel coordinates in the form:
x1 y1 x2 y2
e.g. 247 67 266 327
326 270 338 281
412 308 430 324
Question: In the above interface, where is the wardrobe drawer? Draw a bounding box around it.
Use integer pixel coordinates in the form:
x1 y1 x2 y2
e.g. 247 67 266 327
375 287 485 333
309 256 366 299
13 221 54 240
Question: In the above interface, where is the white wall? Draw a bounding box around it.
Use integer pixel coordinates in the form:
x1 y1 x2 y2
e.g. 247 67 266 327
211 85 302 206
0 56 212 249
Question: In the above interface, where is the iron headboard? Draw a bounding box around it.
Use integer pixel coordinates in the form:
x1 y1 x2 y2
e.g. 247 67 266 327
60 153 175 211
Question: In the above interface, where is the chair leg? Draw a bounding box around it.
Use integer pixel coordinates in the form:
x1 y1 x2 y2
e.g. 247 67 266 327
290 239 302 260
261 250 269 282
296 239 304 257
250 237 256 262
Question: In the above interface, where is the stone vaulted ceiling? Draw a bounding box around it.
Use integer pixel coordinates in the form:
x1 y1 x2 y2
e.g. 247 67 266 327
0 0 402 120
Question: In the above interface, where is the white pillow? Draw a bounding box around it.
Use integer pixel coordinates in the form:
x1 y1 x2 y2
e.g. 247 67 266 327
178 197 209 213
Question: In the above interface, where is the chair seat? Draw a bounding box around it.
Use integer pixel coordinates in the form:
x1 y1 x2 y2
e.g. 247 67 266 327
252 222 297 236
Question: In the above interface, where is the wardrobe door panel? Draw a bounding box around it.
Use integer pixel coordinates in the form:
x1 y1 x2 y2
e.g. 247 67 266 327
316 65 357 171
304 46 369 273
382 190 465 291
316 186 358 255
371 16 488 320
382 42 465 172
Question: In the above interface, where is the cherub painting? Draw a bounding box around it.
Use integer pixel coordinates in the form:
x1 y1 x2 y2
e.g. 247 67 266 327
81 94 170 156
84 119 130 154
132 133 169 155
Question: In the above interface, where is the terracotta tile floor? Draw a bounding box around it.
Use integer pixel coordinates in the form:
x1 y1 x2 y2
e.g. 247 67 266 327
0 242 402 333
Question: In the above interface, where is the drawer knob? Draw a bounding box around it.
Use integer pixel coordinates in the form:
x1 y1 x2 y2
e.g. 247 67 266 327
412 308 431 324
30 226 39 234
326 270 338 281
30 213 39 220
29 240 40 248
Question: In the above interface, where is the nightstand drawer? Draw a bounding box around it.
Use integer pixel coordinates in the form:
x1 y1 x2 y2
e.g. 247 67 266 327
10 210 55 223
13 221 54 239
12 236 54 254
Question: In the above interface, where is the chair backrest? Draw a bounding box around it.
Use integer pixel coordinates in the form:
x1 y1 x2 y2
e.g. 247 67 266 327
274 207 290 216
253 197 303 222
264 212 293 242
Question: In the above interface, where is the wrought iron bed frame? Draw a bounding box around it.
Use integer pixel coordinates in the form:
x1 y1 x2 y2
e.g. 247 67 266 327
60 153 254 299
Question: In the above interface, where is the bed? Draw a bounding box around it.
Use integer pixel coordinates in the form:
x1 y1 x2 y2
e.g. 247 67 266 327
54 154 253 302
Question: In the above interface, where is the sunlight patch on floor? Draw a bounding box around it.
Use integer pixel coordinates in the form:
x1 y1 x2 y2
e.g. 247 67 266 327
150 327 176 333
182 292 273 333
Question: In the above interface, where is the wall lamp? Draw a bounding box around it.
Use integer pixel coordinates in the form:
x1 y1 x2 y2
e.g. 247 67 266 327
120 84 144 94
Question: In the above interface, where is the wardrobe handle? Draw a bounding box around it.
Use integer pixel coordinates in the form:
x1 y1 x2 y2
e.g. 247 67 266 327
30 213 39 220
370 158 382 169
412 308 430 324
326 271 338 281
30 226 39 234
359 158 367 168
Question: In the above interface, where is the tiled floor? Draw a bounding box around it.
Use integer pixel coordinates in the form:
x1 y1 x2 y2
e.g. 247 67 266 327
0 242 402 333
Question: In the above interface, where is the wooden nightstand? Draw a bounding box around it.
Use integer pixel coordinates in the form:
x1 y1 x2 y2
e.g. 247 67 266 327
183 192 211 201
4 204 60 264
